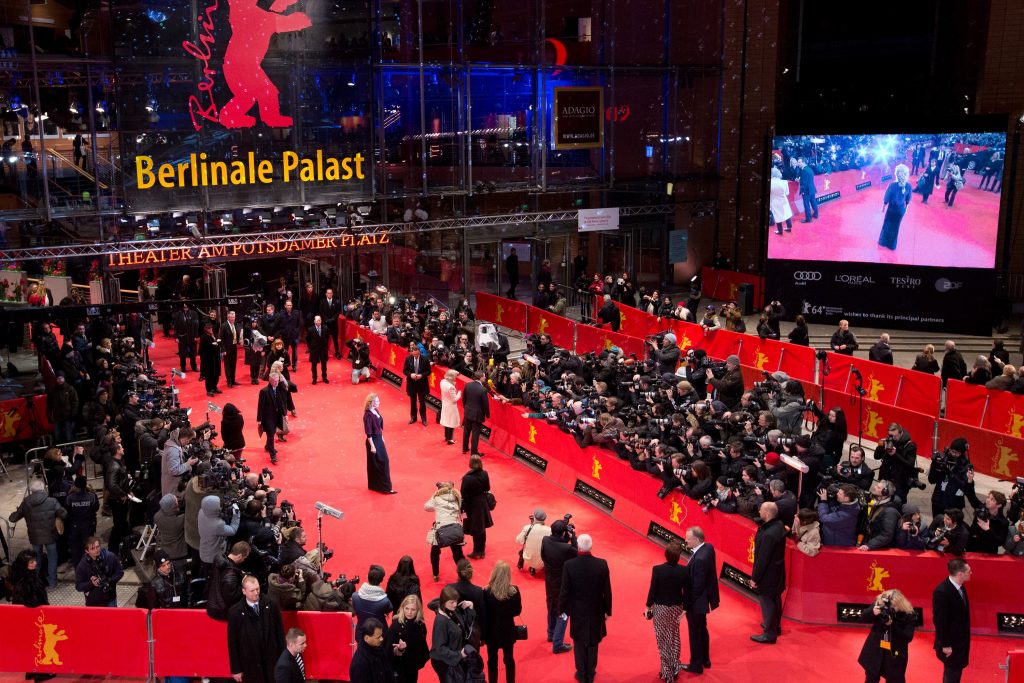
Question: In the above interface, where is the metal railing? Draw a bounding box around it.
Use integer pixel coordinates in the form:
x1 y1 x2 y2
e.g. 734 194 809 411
24 438 98 490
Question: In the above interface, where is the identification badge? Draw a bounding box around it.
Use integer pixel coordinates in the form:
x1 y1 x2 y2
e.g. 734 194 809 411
172 596 181 603
879 640 891 651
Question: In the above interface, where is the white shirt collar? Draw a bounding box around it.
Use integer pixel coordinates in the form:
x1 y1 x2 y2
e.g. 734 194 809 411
691 542 705 554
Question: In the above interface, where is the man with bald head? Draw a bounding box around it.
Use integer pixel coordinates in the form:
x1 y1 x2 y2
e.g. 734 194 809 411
228 574 285 683
750 502 787 644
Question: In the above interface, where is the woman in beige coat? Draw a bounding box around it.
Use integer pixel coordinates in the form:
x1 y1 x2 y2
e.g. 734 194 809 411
792 508 821 557
439 368 462 445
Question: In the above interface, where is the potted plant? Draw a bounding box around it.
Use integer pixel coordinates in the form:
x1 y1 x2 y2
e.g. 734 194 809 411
88 258 104 304
42 258 72 304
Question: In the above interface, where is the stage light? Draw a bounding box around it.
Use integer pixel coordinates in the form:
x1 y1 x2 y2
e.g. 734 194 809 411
95 101 107 114
347 72 356 87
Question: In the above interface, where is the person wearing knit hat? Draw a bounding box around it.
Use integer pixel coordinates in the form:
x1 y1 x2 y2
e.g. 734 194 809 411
706 354 744 410
648 331 682 376
927 436 979 519
541 518 577 654
147 548 181 609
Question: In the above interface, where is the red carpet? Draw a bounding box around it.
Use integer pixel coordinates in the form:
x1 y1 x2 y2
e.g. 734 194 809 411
768 169 1000 269
8 338 1019 682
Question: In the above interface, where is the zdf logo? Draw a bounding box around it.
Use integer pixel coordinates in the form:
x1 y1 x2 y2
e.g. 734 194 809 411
793 271 822 282
935 278 963 292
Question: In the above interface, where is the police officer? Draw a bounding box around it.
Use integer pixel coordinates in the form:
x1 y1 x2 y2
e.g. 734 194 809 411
65 475 99 570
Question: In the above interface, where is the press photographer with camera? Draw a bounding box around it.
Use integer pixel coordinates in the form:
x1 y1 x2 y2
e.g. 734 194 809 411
817 483 862 547
894 504 927 550
706 354 744 409
74 536 124 606
927 438 981 519
160 427 198 496
768 379 808 435
646 333 681 375
873 423 922 504
541 517 578 655
924 508 969 555
858 481 903 551
857 589 917 683
515 508 551 575
965 490 1008 554
835 444 875 492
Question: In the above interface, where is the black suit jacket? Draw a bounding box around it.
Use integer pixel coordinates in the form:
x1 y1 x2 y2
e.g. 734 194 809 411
462 380 490 423
257 385 285 430
403 354 431 396
558 553 612 646
306 325 328 358
684 543 720 614
219 321 243 348
274 649 304 683
932 578 971 667
318 298 341 325
752 518 787 596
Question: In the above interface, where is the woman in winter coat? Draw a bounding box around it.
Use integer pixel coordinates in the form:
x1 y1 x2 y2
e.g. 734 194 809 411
682 461 714 501
10 550 55 682
769 167 794 234
857 589 916 683
792 509 821 557
440 369 463 445
425 482 466 582
483 561 523 683
912 344 940 374
220 403 245 454
429 586 478 683
386 594 430 683
460 455 493 559
267 563 305 611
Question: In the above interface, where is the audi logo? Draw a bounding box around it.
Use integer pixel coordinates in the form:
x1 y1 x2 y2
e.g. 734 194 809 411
793 271 822 281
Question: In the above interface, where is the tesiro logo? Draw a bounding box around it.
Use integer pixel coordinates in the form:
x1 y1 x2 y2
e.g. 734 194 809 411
935 278 963 292
793 271 822 282
890 276 922 289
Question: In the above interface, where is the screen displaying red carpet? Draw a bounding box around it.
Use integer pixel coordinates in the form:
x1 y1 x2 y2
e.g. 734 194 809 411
768 133 1004 268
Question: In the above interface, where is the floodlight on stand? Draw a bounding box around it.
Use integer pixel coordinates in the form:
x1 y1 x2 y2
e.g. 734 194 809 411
207 402 222 414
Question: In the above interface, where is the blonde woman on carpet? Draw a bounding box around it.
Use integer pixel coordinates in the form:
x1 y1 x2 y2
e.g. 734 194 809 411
440 368 462 445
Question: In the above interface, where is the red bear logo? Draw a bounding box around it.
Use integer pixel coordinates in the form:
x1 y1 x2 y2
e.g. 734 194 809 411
218 0 311 128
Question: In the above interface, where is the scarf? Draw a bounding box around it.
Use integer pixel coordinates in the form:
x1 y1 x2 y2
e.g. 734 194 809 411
357 583 388 603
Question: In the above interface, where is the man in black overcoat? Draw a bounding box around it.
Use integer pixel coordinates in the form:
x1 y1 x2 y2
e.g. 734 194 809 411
505 247 519 299
279 300 301 371
228 575 285 683
173 303 200 372
403 343 431 425
306 315 329 384
932 558 972 683
750 502 787 644
257 374 286 464
274 627 307 683
682 526 719 673
541 520 577 654
199 321 222 396
558 534 612 683
461 370 490 455
220 311 244 387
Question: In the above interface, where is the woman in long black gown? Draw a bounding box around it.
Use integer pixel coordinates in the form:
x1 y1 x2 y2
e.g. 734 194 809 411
878 164 913 251
364 393 396 494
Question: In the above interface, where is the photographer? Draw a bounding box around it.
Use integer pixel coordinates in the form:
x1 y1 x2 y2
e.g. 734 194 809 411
646 333 681 375
965 491 1009 554
706 355 744 409
817 483 861 547
346 336 373 385
809 405 848 467
872 423 920 504
894 504 927 550
924 508 969 555
857 589 916 683
198 494 241 575
707 476 739 513
207 541 251 620
858 481 902 551
836 444 875 492
927 438 981 519
515 509 551 575
766 479 797 529
1006 516 1024 557
655 451 688 499
74 536 124 606
769 380 807 435
160 427 197 497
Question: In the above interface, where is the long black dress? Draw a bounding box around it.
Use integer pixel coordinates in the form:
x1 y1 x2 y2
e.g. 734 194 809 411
364 409 393 493
878 181 913 250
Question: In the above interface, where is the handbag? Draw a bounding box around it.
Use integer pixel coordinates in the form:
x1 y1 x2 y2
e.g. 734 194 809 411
517 523 535 570
435 523 465 548
514 619 528 641
485 492 497 511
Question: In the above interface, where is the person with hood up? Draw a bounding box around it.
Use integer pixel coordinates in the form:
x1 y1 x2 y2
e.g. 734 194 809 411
154 493 187 562
198 494 240 575
10 478 67 588
221 403 245 455
160 427 198 496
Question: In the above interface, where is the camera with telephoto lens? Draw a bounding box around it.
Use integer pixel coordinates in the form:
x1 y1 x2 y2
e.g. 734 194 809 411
975 507 991 523
901 513 920 536
698 357 727 379
699 492 716 513
562 513 576 536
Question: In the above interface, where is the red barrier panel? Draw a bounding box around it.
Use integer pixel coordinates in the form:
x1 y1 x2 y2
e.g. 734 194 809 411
1008 651 1024 683
617 305 659 338
151 609 355 679
701 328 744 361
937 418 1024 481
525 306 575 350
986 389 1024 437
0 605 149 676
700 267 763 307
786 547 1024 636
823 353 941 415
0 396 52 444
944 380 989 427
824 389 934 450
476 292 527 332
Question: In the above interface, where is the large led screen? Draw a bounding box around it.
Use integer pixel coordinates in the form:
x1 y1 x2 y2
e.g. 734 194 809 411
767 132 1005 268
